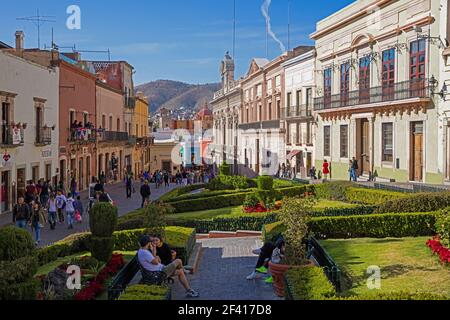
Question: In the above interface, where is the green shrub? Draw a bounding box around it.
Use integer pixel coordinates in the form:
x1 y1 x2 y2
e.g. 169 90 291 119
119 284 170 300
169 192 252 213
219 163 231 176
158 184 206 202
0 226 35 262
345 187 408 205
174 213 278 234
262 221 286 243
116 218 145 231
375 192 450 214
257 190 279 209
89 236 114 263
0 256 38 286
333 291 449 300
36 233 90 266
273 179 299 188
0 278 40 300
257 175 274 191
285 267 336 300
143 202 173 238
166 188 256 203
312 205 377 217
207 175 250 191
243 194 260 208
436 207 450 247
89 203 118 237
310 212 436 239
314 181 355 201
263 212 437 241
277 185 316 199
112 227 196 263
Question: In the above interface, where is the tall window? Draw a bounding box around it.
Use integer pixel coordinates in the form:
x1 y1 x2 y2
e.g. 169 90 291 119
340 125 348 158
382 48 396 100
275 75 281 89
382 123 393 162
324 126 331 157
102 115 106 129
324 68 332 107
83 112 88 126
70 110 75 127
267 79 272 94
287 92 292 117
359 56 371 104
268 102 272 120
36 106 43 141
257 84 262 97
340 62 350 106
296 90 302 115
410 39 426 98
109 116 113 131
306 88 312 116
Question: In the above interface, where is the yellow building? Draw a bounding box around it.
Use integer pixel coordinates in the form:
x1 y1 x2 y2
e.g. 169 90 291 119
132 92 151 176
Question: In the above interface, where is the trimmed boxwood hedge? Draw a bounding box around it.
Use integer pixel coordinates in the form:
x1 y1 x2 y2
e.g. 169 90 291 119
331 292 449 300
36 227 196 267
345 187 407 205
158 184 206 202
285 266 336 300
173 213 278 234
375 192 450 213
262 211 437 242
165 188 257 203
118 284 171 300
311 205 377 217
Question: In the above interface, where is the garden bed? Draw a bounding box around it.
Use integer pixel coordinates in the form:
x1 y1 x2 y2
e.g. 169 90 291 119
319 237 450 298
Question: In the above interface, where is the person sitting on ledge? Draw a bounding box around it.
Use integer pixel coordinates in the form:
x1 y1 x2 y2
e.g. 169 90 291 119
138 235 199 298
246 236 285 281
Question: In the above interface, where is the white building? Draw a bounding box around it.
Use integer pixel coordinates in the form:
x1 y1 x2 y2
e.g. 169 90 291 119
282 49 316 178
0 48 59 214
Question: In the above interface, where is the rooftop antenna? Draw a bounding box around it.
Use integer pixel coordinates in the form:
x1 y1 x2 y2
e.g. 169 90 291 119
17 9 56 49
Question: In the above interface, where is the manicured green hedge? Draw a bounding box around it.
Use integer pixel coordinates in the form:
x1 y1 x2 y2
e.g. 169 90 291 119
0 256 38 287
36 227 196 267
277 185 316 199
285 266 336 300
262 221 285 243
0 227 36 261
263 212 437 241
436 207 450 247
314 181 355 201
312 205 377 217
332 292 449 300
345 187 407 205
375 192 450 214
118 284 171 300
173 213 278 234
0 278 40 300
257 175 274 190
166 188 257 203
169 191 253 213
158 184 206 202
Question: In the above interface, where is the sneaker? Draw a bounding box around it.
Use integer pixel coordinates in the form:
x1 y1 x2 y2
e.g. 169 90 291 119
252 248 262 255
255 266 268 274
246 271 262 280
264 276 273 284
186 289 199 298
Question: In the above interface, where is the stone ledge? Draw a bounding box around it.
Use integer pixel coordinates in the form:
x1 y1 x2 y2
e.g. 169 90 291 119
196 230 262 239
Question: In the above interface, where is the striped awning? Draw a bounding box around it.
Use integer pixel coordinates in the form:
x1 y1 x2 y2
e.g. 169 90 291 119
287 149 301 160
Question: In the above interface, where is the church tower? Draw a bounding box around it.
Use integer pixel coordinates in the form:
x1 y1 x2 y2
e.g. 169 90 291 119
220 51 235 94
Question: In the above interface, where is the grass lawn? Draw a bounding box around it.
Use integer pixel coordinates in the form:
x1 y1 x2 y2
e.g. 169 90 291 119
320 237 450 297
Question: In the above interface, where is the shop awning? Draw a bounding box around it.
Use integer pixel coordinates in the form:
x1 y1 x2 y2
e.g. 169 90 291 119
286 150 301 160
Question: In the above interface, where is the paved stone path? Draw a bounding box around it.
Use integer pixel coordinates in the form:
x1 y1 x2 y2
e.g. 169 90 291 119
0 181 178 247
172 237 282 300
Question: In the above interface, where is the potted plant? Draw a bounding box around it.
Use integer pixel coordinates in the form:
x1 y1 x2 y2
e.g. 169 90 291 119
269 196 315 297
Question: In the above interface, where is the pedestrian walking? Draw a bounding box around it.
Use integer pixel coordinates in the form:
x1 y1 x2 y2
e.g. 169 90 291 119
40 180 50 208
56 190 67 223
351 157 359 182
74 195 84 217
322 160 330 181
66 193 76 230
125 174 133 199
12 196 31 229
30 202 47 245
140 180 152 208
47 194 57 230
164 171 170 187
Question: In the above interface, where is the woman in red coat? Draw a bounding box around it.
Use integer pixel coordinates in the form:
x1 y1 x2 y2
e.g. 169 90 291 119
322 160 330 181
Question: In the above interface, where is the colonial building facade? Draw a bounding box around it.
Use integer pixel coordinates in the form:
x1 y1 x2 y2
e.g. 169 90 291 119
282 48 316 178
0 48 59 214
312 0 445 183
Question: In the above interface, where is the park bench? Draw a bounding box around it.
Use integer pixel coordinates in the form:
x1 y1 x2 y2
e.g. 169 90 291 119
108 254 174 300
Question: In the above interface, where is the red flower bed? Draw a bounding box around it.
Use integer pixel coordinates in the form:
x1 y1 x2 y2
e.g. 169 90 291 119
426 237 450 265
243 202 281 214
74 254 125 301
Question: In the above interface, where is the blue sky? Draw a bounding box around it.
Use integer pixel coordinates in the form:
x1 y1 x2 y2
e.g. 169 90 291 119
0 0 354 85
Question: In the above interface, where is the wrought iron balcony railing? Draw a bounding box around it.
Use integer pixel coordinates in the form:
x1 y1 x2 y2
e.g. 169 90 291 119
98 131 129 142
68 128 97 143
238 120 280 130
0 126 24 147
281 106 313 119
35 127 52 146
314 79 432 111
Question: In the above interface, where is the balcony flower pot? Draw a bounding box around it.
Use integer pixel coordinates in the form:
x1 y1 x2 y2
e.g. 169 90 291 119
269 260 315 298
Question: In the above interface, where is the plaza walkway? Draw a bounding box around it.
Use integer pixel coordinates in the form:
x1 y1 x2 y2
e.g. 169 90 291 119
172 237 282 300
0 181 178 247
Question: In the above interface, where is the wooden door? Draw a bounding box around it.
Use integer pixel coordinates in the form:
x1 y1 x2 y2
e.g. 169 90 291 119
411 122 424 181
361 119 370 175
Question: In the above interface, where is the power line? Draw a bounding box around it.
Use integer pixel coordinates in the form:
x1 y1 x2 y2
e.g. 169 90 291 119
17 9 56 49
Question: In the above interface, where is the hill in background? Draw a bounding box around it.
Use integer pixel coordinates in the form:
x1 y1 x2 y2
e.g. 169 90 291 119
135 80 220 114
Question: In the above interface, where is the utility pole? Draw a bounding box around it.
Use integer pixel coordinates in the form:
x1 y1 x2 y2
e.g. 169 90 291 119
288 0 292 51
233 0 236 59
17 9 56 49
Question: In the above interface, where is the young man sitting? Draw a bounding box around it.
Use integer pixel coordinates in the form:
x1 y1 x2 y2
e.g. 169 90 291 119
138 235 199 298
